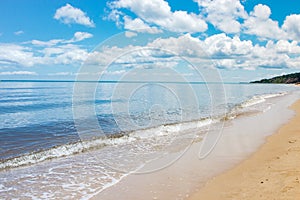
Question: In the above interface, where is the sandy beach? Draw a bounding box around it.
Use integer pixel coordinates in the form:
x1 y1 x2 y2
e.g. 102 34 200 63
189 99 300 200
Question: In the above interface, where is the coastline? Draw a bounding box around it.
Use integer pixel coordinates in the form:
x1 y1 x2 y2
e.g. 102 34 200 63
189 98 300 200
90 93 298 200
1 88 298 199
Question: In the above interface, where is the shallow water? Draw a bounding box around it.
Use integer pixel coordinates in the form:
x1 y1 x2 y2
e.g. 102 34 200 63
0 81 298 199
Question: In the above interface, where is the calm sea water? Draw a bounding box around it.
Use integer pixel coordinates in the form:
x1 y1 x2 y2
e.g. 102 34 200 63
0 81 297 162
0 81 298 199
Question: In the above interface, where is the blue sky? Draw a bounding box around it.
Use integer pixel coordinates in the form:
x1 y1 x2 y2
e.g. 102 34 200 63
0 0 300 82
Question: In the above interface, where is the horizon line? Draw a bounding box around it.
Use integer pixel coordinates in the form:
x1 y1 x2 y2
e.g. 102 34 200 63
0 79 249 84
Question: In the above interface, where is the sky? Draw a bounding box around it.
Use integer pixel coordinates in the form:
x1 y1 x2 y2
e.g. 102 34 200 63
1 0 300 82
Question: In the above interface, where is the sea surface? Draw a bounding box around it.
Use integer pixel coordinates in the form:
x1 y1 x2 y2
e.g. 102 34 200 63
0 80 298 199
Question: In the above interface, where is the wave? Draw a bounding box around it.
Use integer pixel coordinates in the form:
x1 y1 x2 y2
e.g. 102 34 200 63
0 118 214 171
0 135 136 171
131 118 214 139
220 92 287 121
239 92 286 108
0 92 288 171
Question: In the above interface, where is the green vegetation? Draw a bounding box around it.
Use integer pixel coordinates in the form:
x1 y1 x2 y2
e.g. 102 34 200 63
251 72 300 84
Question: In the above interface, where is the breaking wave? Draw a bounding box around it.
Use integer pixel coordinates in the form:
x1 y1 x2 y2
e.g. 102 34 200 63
0 92 287 171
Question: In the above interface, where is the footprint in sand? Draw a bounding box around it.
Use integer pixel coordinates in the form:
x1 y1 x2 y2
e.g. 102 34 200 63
288 139 297 143
287 147 300 152
281 186 293 193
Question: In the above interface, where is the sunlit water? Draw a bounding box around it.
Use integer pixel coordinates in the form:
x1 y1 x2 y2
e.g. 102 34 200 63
0 81 298 199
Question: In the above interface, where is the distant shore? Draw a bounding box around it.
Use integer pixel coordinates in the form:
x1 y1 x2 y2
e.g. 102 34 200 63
189 99 300 200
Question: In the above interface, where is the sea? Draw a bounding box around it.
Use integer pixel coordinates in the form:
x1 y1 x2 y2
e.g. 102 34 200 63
0 80 298 199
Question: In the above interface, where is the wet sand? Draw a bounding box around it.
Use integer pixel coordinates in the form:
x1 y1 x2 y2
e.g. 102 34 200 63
91 94 298 200
189 99 300 200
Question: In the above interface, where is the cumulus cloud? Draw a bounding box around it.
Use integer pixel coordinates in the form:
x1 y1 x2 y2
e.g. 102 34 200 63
252 3 271 20
95 33 300 70
123 16 149 30
66 32 93 43
282 14 300 41
3 31 300 73
6 0 300 75
148 34 205 58
243 4 285 40
52 44 89 65
54 4 95 27
203 34 253 57
266 40 300 55
195 0 248 33
108 0 207 33
105 0 300 42
0 42 89 68
206 35 300 69
148 33 256 69
123 16 161 33
0 44 43 67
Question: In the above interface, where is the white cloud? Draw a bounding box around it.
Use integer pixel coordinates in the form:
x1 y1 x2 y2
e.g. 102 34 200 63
251 3 271 20
53 44 89 65
125 31 138 38
103 69 126 75
195 0 248 33
58 30 300 71
123 16 148 30
267 40 300 54
106 0 300 42
0 44 44 67
66 32 93 43
243 4 285 40
30 32 93 46
48 72 74 76
42 47 65 56
167 10 207 33
148 34 300 69
105 9 123 27
14 30 24 35
54 4 95 27
0 42 89 68
31 39 63 47
123 16 161 33
282 14 300 41
203 33 253 57
0 71 37 75
110 0 172 22
148 34 205 58
148 33 257 69
85 35 219 69
85 43 182 72
108 0 207 33
4 29 293 77
241 4 300 41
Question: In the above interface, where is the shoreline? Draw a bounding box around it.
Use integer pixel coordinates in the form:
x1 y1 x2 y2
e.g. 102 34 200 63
1 91 298 199
91 93 298 199
189 99 300 200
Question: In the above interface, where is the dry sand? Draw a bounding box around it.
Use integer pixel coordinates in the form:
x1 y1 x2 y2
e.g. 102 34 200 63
189 99 300 200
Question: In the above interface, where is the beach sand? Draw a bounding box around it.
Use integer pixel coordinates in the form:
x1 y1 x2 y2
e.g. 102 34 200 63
189 99 300 200
90 94 298 200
